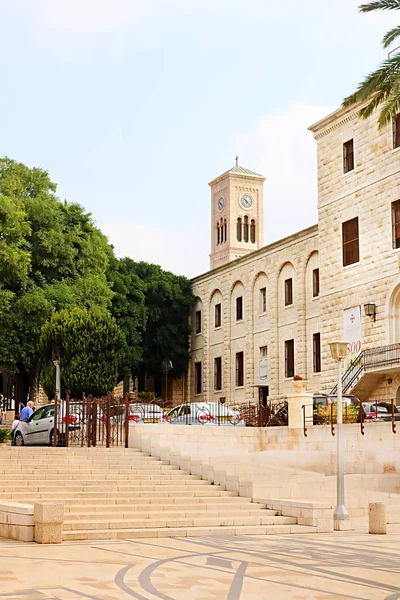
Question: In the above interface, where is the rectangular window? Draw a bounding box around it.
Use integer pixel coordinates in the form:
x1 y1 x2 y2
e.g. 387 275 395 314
235 352 244 387
195 310 202 334
342 217 359 266
343 139 354 173
260 346 268 358
194 362 202 395
393 114 400 149
236 296 243 321
214 357 222 391
284 278 293 306
260 287 267 313
285 340 294 378
312 268 320 298
313 333 321 373
392 201 400 249
215 303 222 328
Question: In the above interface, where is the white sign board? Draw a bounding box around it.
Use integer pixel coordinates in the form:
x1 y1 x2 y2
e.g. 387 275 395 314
343 306 362 370
259 358 268 381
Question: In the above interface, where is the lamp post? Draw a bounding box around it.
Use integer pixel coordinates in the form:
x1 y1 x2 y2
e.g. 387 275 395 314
329 340 350 529
161 359 173 410
53 360 61 401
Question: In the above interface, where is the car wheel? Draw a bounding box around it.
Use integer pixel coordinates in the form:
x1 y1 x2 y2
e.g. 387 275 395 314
49 429 60 446
14 432 24 446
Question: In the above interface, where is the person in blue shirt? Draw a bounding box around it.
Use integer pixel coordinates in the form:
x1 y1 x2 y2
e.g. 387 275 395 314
20 401 34 421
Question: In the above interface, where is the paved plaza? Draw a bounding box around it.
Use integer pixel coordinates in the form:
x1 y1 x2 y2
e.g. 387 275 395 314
0 530 399 599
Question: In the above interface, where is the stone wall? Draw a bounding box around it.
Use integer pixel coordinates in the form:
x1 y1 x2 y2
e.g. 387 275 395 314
310 104 400 393
131 422 399 476
190 226 320 404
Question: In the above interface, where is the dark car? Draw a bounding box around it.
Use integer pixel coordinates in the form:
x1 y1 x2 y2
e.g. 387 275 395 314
362 402 400 421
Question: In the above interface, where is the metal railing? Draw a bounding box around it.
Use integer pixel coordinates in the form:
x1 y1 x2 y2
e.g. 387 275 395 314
128 399 288 428
53 394 130 448
302 398 398 437
332 343 400 395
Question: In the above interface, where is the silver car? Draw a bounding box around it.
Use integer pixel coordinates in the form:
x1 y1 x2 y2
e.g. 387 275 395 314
13 403 79 446
166 402 244 426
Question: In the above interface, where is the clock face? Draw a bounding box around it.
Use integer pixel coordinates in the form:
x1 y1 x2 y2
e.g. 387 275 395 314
240 194 253 209
217 197 225 212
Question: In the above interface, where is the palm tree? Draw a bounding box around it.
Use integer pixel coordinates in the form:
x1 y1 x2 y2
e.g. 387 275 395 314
343 0 400 127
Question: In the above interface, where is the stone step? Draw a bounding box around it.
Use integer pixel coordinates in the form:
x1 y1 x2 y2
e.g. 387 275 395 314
64 507 273 520
0 483 212 493
0 473 202 482
62 523 317 541
0 466 178 474
63 515 297 531
52 496 252 507
0 489 238 500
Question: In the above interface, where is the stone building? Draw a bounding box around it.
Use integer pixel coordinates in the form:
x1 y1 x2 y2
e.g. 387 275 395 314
186 101 400 406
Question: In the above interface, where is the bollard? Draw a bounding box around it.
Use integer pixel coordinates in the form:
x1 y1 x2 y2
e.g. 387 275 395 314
369 502 387 535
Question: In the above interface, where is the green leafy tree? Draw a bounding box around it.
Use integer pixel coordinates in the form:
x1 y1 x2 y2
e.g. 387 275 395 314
41 307 123 398
0 158 113 397
343 1 400 126
107 257 147 383
126 262 194 390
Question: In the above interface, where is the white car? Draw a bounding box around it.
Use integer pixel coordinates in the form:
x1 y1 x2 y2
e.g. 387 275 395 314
13 403 79 446
166 402 244 426
129 403 167 423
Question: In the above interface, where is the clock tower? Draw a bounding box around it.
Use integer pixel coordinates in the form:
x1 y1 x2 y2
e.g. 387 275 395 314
209 160 265 270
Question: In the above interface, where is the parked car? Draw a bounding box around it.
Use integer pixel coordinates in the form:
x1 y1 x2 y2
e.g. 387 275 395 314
68 401 104 424
128 403 167 423
367 402 400 421
362 402 392 421
13 403 78 446
166 402 244 426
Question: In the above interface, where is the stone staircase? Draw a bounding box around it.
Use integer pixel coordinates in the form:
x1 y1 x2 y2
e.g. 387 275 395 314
0 447 316 540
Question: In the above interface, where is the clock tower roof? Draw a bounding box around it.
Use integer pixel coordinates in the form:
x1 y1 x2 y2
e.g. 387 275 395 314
209 164 265 186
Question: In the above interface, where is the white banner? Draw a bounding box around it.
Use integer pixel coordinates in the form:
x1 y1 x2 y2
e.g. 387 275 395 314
343 306 362 370
259 358 268 381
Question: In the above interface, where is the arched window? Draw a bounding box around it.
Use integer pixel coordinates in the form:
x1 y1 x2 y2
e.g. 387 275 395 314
236 217 242 241
243 216 249 243
250 219 256 243
220 218 224 243
217 223 220 245
224 219 227 243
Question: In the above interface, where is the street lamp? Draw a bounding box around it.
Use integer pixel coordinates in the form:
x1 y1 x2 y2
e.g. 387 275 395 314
53 360 61 401
161 359 173 410
329 340 349 529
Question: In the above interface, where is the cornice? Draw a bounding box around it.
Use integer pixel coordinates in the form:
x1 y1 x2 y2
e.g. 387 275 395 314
308 100 369 140
192 224 318 284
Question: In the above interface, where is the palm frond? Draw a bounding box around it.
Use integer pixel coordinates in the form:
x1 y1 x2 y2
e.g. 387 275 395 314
359 0 400 12
378 80 400 125
343 53 400 126
383 25 400 47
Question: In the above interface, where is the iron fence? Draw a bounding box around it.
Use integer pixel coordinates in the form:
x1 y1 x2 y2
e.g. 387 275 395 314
53 394 130 448
302 398 398 437
128 399 289 428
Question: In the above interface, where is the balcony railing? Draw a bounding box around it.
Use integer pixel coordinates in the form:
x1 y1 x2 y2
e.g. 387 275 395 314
332 343 400 395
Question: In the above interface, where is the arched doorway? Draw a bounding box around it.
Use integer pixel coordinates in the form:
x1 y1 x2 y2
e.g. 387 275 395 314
396 386 400 405
387 284 400 344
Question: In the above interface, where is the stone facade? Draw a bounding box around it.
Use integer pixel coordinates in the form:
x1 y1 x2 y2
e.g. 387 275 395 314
188 103 400 405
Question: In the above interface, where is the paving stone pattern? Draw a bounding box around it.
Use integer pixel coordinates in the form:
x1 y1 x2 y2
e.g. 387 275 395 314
0 531 399 599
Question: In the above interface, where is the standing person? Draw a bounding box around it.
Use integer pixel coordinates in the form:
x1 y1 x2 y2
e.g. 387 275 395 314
20 401 34 421
0 406 3 425
11 413 20 446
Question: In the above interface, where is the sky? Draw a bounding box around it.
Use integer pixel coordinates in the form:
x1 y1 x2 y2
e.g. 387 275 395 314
0 0 394 277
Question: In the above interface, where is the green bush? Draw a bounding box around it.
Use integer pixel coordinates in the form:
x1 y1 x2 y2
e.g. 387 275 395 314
0 429 11 443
